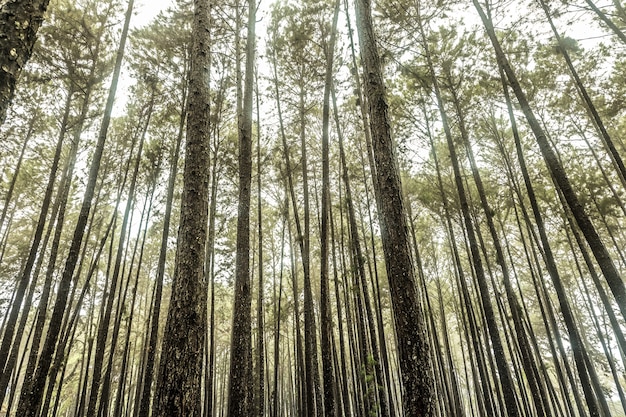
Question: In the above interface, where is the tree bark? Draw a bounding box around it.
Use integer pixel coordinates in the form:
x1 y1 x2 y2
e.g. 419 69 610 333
353 0 433 414
152 0 210 414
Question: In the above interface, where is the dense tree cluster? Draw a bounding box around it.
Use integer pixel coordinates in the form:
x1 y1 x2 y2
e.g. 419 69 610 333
1 0 626 416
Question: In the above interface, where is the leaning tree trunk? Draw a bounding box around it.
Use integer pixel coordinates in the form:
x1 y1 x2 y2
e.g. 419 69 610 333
353 0 433 414
0 0 52 124
582 0 626 44
87 91 150 417
0 87 72 380
445 67 547 417
539 0 626 190
152 0 210 414
14 0 133 414
137 63 188 417
0 116 34 231
474 0 626 325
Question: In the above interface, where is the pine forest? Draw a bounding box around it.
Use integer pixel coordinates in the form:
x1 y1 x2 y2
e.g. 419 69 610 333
2 0 626 415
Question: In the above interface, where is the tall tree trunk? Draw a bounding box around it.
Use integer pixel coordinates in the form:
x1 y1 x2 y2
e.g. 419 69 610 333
445 67 549 417
204 135 220 417
320 1 340 416
352 0 433 414
152 0 210 414
0 86 73 379
270 36 309 417
583 0 626 44
298 68 323 417
499 74 584 417
114 184 157 417
93 89 156 417
86 98 147 417
539 0 626 190
0 91 83 407
334 85 389 417
271 211 286 417
227 0 255 413
422 100 495 416
0 115 34 232
254 70 265 417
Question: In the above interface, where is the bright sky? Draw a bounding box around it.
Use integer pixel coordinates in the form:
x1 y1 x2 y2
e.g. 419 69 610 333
133 0 175 28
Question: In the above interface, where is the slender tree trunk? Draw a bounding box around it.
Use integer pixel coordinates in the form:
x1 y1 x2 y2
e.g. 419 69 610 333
271 39 308 417
228 0 255 413
96 89 157 417
583 0 626 44
86 98 147 417
271 212 286 417
329 201 352 417
0 86 72 379
446 67 549 417
422 101 494 416
499 73 584 417
353 0 433 414
114 184 157 417
320 2 340 415
0 116 34 232
204 132 219 417
138 66 188 417
153 0 210 414
298 70 323 417
254 70 265 417
539 0 626 190
0 92 83 407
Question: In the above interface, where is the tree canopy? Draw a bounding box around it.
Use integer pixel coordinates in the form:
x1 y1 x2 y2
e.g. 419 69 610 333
1 0 626 416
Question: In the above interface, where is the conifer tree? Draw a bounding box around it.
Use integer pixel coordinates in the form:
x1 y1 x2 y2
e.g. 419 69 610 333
153 0 211 414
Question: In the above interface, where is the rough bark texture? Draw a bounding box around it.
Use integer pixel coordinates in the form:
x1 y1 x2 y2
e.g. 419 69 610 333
153 0 210 415
0 0 51 124
227 0 255 414
353 0 433 414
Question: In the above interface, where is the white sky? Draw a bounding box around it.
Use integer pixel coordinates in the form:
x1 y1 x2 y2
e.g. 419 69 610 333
133 0 175 28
